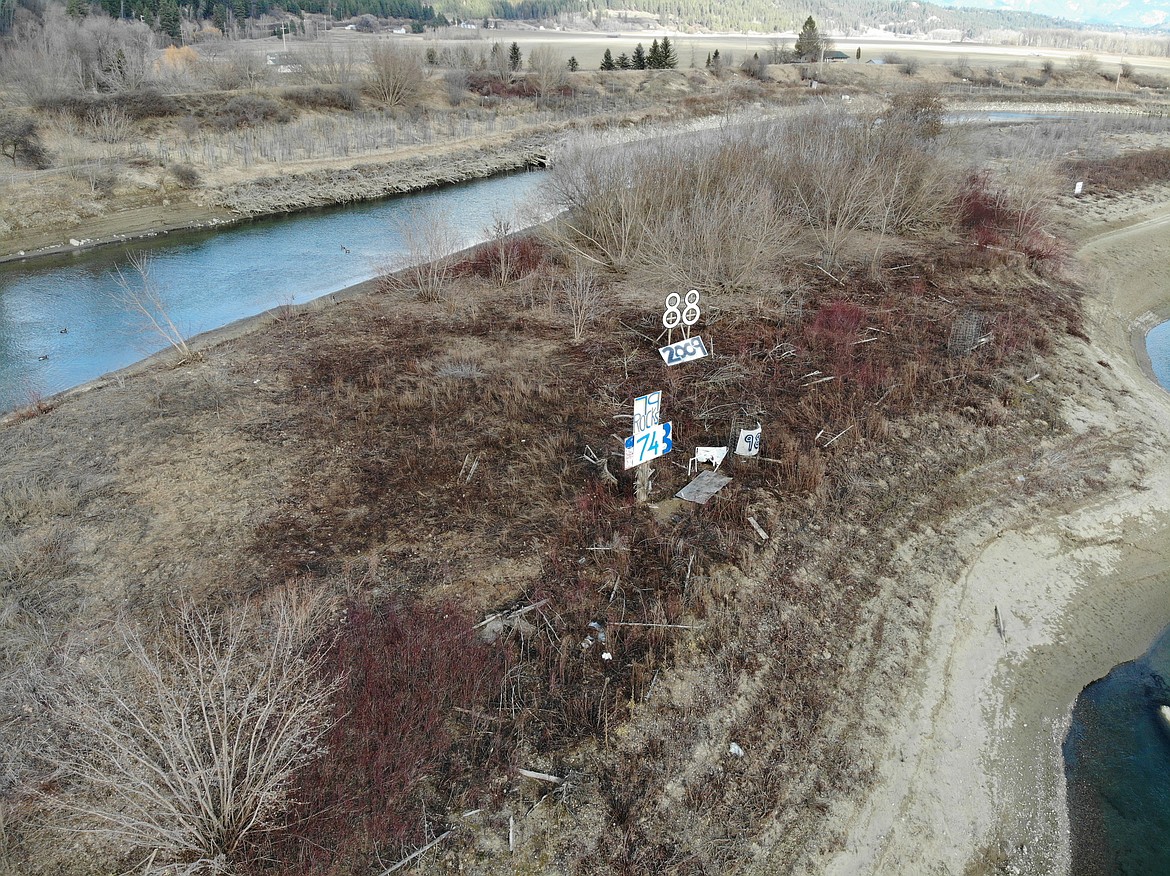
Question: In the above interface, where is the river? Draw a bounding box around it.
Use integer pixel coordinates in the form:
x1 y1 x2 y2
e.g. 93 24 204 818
0 169 546 413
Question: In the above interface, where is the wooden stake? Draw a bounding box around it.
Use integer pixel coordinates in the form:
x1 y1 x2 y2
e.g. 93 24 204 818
377 830 454 875
635 461 653 503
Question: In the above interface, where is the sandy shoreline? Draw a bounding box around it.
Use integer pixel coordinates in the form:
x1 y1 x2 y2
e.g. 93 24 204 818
819 200 1170 873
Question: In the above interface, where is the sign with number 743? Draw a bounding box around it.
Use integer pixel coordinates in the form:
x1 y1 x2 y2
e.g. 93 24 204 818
624 423 673 469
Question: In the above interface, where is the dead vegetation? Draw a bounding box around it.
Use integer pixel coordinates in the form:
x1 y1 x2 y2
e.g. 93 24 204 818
0 98 1102 876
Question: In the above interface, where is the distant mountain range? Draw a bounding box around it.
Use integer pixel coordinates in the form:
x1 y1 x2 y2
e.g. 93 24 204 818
454 0 1152 35
931 0 1170 30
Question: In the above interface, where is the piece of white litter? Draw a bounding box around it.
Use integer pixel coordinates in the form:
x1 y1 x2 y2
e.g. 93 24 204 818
602 651 613 661
748 516 769 541
729 742 744 758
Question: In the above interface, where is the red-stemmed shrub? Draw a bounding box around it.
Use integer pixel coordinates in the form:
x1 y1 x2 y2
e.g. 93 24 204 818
252 600 509 875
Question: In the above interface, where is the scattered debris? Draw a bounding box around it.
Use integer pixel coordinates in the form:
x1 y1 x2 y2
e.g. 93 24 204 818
822 425 854 448
476 600 547 643
728 742 745 758
583 445 619 486
689 445 728 474
456 451 482 485
747 515 769 541
516 767 566 785
580 619 611 659
377 829 454 875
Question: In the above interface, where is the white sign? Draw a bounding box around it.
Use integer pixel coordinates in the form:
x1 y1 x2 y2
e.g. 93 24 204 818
1074 180 1084 195
659 335 709 366
624 422 673 469
662 290 702 331
632 391 662 434
735 425 762 457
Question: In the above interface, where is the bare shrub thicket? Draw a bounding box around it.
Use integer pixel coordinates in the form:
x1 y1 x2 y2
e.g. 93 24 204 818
293 42 360 86
769 107 957 266
0 10 154 100
547 104 959 276
41 592 337 874
558 265 606 342
546 134 796 290
365 42 423 107
198 42 272 92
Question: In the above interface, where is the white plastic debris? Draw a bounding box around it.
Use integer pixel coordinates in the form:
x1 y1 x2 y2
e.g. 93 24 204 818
729 742 744 758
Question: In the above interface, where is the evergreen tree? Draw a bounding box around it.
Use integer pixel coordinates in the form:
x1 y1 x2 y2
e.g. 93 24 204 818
794 15 824 61
158 0 182 43
600 47 616 71
616 52 631 70
66 0 89 18
711 48 721 68
508 41 522 71
567 56 578 71
648 38 662 68
659 35 677 68
705 51 711 68
631 42 647 70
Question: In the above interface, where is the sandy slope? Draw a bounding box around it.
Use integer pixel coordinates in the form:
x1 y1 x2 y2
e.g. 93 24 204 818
819 199 1170 874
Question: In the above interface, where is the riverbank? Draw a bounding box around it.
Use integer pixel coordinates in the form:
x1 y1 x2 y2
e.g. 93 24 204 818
3 82 1159 268
814 193 1170 873
0 128 553 265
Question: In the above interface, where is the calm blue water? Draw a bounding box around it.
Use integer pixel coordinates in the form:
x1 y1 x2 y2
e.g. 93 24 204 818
1064 625 1170 875
1063 324 1170 874
1149 320 1170 391
0 170 546 412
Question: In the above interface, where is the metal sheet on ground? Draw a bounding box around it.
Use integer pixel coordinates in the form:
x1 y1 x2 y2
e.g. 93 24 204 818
675 470 733 505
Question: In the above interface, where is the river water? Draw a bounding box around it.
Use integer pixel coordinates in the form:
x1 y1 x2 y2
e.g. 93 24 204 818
0 169 546 413
1062 323 1170 875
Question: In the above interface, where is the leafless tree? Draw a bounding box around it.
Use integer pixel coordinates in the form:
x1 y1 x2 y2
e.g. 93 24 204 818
444 67 468 106
527 45 566 106
295 41 359 85
366 42 423 107
113 252 193 362
996 155 1062 241
487 41 511 82
40 591 338 874
200 42 272 92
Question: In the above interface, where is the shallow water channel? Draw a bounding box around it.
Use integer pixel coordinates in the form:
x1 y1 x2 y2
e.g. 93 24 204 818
1062 323 1170 874
0 169 546 413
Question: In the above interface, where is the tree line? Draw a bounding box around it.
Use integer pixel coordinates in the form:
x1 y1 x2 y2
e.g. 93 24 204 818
599 37 677 70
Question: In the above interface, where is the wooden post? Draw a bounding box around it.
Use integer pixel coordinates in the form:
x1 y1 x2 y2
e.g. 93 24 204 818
635 462 653 503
